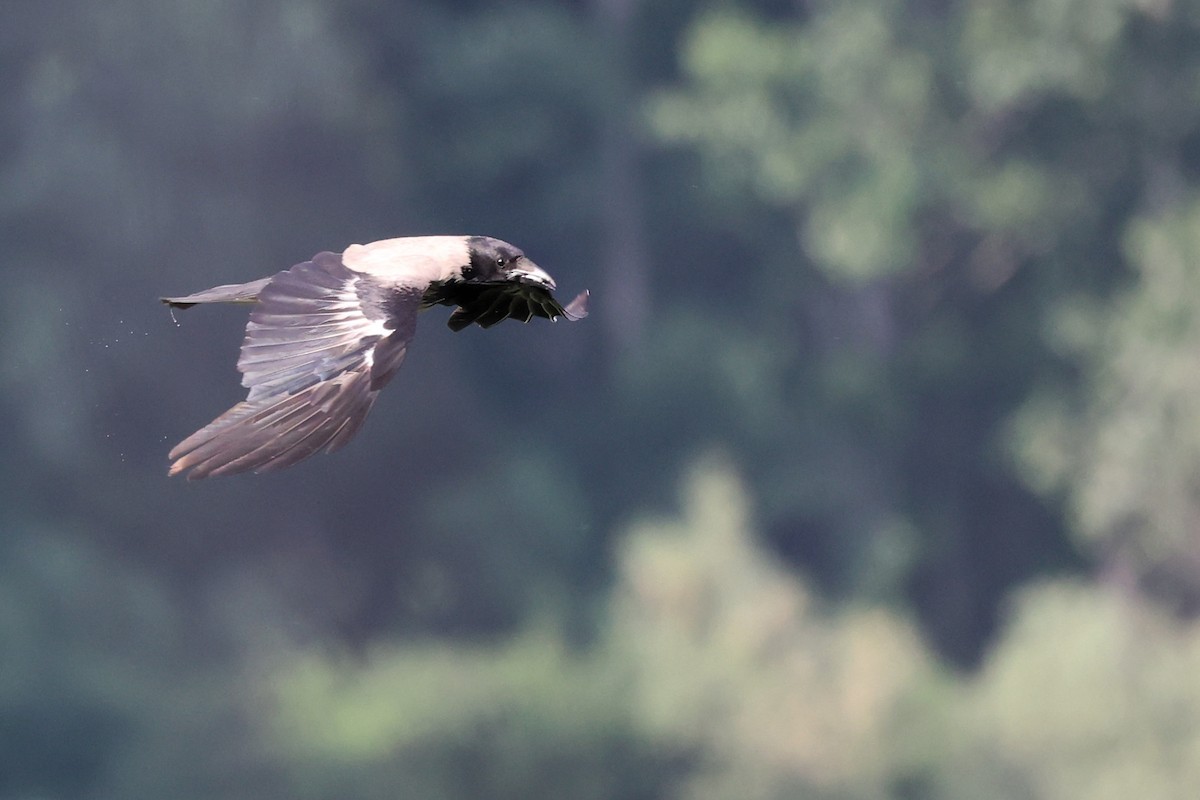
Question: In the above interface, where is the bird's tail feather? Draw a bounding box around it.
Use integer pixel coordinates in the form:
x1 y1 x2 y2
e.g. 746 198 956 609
161 277 272 309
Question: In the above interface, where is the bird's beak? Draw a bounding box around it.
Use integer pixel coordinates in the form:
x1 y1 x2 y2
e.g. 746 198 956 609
506 260 556 290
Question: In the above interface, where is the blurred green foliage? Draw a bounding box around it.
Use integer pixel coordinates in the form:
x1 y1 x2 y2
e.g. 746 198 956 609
260 464 1200 799
1014 200 1200 602
5 0 1200 796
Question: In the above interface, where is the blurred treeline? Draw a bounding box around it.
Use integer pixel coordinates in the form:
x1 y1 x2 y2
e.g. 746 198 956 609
5 0 1200 797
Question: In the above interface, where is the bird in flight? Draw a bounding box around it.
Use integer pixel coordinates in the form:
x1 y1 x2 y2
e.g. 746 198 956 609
162 235 588 479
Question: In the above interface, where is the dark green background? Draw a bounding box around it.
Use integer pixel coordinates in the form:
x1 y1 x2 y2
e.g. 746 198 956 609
5 1 1200 797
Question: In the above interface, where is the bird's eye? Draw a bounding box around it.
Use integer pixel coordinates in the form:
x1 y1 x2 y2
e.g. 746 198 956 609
496 257 507 268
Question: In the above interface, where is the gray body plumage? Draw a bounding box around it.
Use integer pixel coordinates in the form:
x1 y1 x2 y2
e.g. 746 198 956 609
162 236 587 479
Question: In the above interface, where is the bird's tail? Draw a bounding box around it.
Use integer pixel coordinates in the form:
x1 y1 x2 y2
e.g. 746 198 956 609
161 277 272 310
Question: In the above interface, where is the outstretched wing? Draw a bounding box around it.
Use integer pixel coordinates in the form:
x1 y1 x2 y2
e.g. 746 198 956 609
168 253 418 480
444 284 589 331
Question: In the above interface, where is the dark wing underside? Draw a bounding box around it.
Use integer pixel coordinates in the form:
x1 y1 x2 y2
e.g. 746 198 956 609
426 282 589 332
168 253 417 479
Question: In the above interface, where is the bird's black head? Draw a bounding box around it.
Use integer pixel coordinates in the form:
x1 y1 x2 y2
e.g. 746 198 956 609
464 236 555 289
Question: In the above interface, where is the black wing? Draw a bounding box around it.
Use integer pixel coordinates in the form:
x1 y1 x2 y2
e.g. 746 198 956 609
440 283 589 332
168 253 418 479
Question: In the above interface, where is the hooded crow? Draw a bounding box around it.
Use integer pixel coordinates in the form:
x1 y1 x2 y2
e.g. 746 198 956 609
162 235 588 479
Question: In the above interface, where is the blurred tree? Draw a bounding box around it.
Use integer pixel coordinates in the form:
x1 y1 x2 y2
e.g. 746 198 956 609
265 459 936 800
639 0 1200 661
0 526 279 799
267 630 676 800
608 457 934 800
1012 200 1200 607
920 581 1200 800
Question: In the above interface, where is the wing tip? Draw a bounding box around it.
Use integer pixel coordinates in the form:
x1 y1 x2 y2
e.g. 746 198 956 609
562 290 589 321
168 447 206 479
168 457 203 480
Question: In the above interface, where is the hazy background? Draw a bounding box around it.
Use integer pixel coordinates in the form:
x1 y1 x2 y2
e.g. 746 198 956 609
5 0 1200 798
